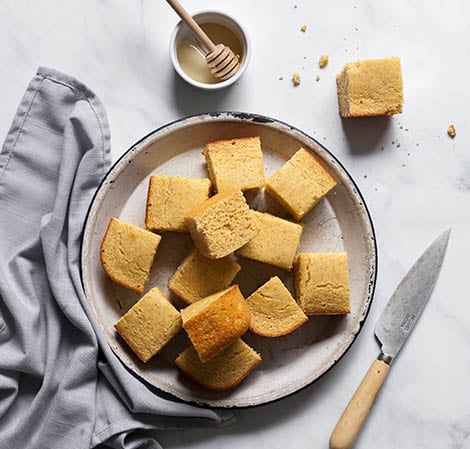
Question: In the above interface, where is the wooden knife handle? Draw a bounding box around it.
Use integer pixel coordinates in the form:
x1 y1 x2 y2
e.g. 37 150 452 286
329 359 391 449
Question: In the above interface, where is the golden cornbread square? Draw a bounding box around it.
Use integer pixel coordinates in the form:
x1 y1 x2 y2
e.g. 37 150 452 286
175 339 261 391
294 252 351 315
202 136 265 192
114 287 182 362
100 217 161 293
236 211 303 270
180 285 251 362
336 57 403 118
168 247 241 304
247 276 308 337
266 148 337 220
145 175 211 232
184 189 260 259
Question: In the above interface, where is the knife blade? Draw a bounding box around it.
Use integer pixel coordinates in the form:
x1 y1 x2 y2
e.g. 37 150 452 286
329 229 450 449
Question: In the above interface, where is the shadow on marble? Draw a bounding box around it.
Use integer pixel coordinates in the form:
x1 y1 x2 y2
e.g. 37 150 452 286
171 73 238 116
341 116 392 154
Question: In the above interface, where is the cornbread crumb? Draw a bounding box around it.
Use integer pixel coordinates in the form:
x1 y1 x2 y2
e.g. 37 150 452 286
168 247 241 304
316 74 321 81
266 148 337 220
203 136 265 192
292 73 301 86
247 276 308 337
336 57 403 118
100 218 161 293
145 175 211 232
319 55 329 68
175 339 261 390
185 189 260 259
447 124 456 138
181 285 250 362
300 25 307 32
236 211 303 270
114 287 181 362
294 252 351 315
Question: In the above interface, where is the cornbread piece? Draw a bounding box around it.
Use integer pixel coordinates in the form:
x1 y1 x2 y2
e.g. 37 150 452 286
185 189 260 259
336 57 403 118
294 252 351 315
168 247 241 304
114 287 181 362
266 148 337 220
236 211 303 270
247 276 308 337
202 136 265 192
319 55 329 68
175 339 261 391
180 285 250 362
292 73 301 86
100 218 161 293
447 124 456 138
145 175 211 232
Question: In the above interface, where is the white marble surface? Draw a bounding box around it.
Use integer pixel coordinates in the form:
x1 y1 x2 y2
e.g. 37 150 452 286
1 1 470 448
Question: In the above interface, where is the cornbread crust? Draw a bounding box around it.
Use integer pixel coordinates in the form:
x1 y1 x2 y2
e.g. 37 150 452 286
181 285 250 362
175 339 261 391
114 287 182 362
294 252 351 315
184 189 260 259
203 136 265 192
247 276 308 337
236 211 303 270
336 57 403 118
168 247 241 304
100 217 161 293
145 175 211 232
266 148 337 220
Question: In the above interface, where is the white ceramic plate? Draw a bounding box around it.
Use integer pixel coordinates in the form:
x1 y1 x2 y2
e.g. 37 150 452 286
81 112 377 408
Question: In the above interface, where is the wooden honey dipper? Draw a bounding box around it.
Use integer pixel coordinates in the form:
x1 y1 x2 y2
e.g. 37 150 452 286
166 0 240 81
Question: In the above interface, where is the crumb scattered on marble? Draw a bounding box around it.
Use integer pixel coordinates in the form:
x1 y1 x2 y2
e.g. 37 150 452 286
316 74 320 81
292 73 301 86
447 124 456 138
279 76 284 80
294 4 298 8
363 174 368 179
300 25 307 32
396 143 401 148
319 55 329 68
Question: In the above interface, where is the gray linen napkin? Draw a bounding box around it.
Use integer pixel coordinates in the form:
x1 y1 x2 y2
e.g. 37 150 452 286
0 67 234 449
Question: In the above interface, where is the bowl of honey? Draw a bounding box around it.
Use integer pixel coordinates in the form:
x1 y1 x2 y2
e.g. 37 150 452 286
169 10 251 90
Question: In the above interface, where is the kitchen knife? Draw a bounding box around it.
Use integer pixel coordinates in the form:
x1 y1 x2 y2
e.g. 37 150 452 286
329 229 450 449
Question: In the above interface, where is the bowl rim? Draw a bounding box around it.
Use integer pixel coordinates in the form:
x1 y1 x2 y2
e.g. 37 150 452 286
169 10 251 90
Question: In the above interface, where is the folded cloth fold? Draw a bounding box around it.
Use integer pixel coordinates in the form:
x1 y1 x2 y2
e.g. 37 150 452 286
0 67 234 449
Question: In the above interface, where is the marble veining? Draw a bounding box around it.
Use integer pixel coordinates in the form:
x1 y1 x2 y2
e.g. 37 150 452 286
1 0 469 448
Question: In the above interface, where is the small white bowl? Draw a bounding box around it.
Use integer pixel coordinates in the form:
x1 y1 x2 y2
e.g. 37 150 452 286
169 10 251 90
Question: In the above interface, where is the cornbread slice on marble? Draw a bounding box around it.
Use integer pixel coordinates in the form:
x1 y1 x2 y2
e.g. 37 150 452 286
180 285 250 362
266 148 337 220
184 189 260 259
114 287 181 362
336 57 403 118
294 252 351 315
168 247 241 304
100 217 161 293
236 211 303 270
202 136 265 192
145 175 211 233
175 339 261 391
247 276 308 337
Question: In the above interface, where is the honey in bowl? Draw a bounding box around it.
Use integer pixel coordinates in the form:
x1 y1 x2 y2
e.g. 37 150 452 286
177 22 243 84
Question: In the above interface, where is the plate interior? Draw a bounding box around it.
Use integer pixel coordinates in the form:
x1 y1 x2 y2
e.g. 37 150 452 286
82 113 376 407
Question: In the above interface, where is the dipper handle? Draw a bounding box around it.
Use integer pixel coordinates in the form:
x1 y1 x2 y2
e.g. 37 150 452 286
166 0 216 53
